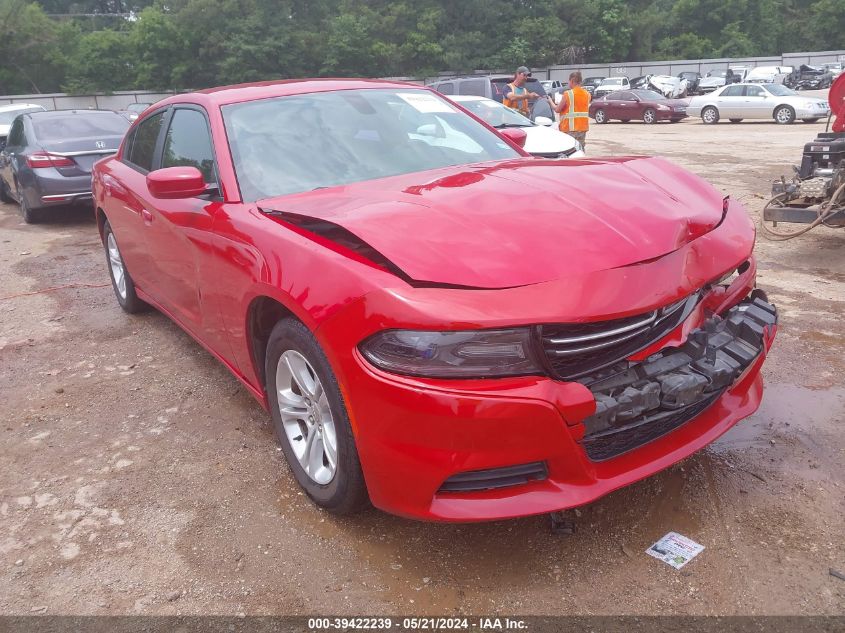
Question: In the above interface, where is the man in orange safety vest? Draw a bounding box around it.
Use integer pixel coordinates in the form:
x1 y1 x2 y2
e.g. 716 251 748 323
503 66 540 116
548 70 591 150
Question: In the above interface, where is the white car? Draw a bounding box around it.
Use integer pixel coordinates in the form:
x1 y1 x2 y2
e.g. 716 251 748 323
648 75 686 98
698 69 728 94
0 103 46 144
687 83 830 124
449 95 585 158
745 66 792 84
593 76 630 98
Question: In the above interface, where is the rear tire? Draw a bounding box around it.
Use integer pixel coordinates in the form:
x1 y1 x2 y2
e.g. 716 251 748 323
103 219 147 313
0 178 12 203
266 318 369 515
701 106 719 124
594 109 607 124
17 186 40 224
642 108 656 124
774 105 795 124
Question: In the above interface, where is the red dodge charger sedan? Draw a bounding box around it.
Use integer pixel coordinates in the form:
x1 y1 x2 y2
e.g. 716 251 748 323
92 79 776 521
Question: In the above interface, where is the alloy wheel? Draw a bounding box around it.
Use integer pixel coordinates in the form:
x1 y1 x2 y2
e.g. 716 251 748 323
643 109 656 124
106 232 127 300
275 350 337 485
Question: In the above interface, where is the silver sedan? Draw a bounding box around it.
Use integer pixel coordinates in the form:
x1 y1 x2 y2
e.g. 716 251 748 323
687 83 830 124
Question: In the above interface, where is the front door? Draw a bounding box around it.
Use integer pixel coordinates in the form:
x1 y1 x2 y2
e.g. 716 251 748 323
742 85 769 118
0 118 25 198
141 106 232 359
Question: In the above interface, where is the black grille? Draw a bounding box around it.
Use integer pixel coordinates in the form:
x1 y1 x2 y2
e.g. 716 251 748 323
580 394 719 461
438 462 548 493
540 292 701 381
577 291 778 462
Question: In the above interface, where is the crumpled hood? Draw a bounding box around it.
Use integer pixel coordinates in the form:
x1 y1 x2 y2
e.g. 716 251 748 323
259 156 727 289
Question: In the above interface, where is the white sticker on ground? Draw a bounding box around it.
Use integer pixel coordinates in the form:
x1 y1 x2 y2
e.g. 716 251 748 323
646 532 705 569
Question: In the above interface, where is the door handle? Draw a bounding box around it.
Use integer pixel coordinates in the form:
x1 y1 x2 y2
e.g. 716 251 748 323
141 208 153 224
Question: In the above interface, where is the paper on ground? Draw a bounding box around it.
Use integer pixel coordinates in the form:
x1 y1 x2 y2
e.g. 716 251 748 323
646 532 704 569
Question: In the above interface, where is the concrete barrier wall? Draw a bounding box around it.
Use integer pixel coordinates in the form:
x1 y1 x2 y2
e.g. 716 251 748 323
0 90 178 110
546 50 845 82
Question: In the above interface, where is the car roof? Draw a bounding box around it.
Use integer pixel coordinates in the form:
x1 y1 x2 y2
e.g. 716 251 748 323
26 109 125 118
0 103 45 112
153 78 425 110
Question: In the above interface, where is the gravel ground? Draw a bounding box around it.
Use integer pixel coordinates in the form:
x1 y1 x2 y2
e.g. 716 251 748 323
0 101 843 616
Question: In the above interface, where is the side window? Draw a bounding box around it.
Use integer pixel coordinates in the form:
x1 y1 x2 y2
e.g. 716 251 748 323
161 108 217 184
458 79 486 96
722 85 743 97
7 119 24 146
744 86 763 97
122 127 136 162
127 111 165 172
619 91 635 101
435 82 454 95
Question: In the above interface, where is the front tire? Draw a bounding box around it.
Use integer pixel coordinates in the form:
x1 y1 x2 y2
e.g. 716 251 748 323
103 219 146 313
642 108 656 124
774 105 795 124
701 106 720 124
594 109 607 124
266 318 368 515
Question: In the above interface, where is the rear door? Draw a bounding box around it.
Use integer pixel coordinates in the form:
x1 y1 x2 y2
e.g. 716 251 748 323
103 109 168 291
613 91 638 119
717 84 745 117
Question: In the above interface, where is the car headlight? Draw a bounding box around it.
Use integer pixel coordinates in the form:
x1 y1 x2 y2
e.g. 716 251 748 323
656 104 670 110
359 328 545 378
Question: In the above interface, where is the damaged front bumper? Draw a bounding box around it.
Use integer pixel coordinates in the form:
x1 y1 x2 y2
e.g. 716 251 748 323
579 290 778 461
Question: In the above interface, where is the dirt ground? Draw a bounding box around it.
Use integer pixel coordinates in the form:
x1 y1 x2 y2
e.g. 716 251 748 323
1 104 843 617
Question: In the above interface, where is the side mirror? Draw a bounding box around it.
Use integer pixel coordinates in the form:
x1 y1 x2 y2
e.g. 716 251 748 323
147 166 208 199
534 116 554 126
498 127 527 148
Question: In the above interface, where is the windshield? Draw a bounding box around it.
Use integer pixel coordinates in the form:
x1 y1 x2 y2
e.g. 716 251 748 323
603 78 623 86
126 103 151 113
223 89 520 201
764 84 797 97
632 90 665 101
457 98 533 128
707 70 727 78
0 107 43 125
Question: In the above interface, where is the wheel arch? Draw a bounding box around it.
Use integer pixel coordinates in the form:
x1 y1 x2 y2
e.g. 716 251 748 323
95 207 108 241
246 295 301 395
772 103 795 118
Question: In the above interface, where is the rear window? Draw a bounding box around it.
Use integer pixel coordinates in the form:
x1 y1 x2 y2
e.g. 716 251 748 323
32 112 129 142
433 82 454 95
